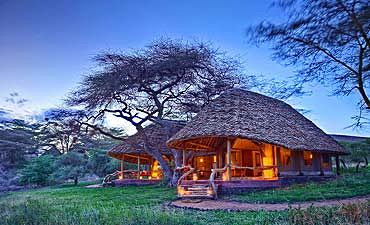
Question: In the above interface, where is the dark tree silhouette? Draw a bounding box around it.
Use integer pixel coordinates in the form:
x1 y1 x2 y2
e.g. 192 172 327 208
247 0 370 127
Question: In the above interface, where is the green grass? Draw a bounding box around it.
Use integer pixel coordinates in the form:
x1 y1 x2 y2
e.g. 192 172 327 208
223 167 370 204
0 185 284 225
0 168 369 225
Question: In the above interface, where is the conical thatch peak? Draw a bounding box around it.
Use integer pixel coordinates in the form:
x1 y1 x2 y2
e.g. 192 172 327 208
167 89 347 154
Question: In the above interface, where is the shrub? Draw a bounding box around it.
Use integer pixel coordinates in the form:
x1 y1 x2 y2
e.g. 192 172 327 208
18 155 56 186
53 151 88 185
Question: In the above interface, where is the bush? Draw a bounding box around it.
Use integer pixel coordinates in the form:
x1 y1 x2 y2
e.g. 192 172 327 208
19 155 56 186
86 150 117 177
53 151 88 185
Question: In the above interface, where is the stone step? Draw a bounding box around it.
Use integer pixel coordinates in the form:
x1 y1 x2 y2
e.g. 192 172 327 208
187 187 209 191
187 190 208 194
180 194 214 198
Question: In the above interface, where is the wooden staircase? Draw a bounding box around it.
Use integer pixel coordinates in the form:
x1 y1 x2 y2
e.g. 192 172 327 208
176 166 217 199
178 181 215 199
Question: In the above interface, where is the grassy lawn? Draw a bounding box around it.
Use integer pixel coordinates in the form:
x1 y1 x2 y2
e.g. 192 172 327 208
0 168 369 225
223 167 370 204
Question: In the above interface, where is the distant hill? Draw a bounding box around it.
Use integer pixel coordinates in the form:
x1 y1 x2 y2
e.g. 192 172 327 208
330 134 368 143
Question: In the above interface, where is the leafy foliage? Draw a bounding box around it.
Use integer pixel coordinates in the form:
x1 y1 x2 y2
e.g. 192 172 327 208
86 150 117 177
340 140 370 170
19 155 56 186
0 120 38 168
52 151 89 185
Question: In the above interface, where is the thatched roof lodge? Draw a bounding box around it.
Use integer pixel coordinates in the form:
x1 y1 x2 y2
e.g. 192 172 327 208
167 89 348 198
167 88 346 154
106 119 215 183
107 120 186 181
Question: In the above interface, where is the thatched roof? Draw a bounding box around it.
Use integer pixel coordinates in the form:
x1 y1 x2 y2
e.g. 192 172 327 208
167 89 348 155
108 119 186 162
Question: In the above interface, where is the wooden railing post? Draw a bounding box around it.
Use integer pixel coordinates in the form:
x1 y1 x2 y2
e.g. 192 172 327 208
121 156 124 179
226 139 231 181
182 150 186 166
137 156 141 179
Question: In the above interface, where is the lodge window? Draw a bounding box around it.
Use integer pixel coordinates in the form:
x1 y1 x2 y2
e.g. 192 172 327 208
304 151 313 166
279 148 291 167
322 154 330 168
231 151 241 166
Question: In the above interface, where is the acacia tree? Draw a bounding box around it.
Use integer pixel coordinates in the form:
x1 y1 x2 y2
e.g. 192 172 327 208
67 39 247 185
247 0 370 126
37 110 82 154
0 119 37 167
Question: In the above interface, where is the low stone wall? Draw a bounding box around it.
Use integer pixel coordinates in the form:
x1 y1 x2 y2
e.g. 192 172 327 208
279 175 336 186
216 175 336 195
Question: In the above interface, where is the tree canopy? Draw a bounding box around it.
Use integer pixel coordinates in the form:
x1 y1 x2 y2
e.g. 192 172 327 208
247 0 370 127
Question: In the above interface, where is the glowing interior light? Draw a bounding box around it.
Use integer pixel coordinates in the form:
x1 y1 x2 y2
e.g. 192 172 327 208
192 173 198 181
222 172 228 181
213 155 217 163
177 186 186 196
199 158 204 163
151 160 160 178
263 146 274 179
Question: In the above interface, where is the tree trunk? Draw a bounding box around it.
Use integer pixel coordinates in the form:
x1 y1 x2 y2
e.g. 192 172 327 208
74 176 78 185
364 157 368 167
356 162 361 173
170 150 183 186
340 159 347 169
146 146 173 185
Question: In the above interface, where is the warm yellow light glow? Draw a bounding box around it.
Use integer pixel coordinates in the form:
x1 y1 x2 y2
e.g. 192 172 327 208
222 172 228 181
177 186 186 196
263 145 274 179
199 158 204 163
192 173 198 181
151 160 161 179
207 188 214 196
213 156 217 163
309 153 313 159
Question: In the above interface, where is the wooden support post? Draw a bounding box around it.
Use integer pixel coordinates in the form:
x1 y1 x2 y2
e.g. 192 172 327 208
226 139 231 181
214 150 218 169
297 151 303 176
182 150 186 166
121 156 124 179
319 153 324 175
137 156 141 179
276 147 281 177
335 155 340 175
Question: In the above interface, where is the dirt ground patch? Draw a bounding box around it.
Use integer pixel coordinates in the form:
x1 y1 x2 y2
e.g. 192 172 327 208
169 195 370 211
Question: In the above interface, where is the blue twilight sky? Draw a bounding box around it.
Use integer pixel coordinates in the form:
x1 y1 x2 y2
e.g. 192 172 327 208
0 0 368 136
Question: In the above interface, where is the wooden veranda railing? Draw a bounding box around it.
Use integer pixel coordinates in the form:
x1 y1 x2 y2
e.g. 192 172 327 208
176 165 196 186
102 169 142 186
209 166 227 199
208 165 278 199
102 170 122 185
